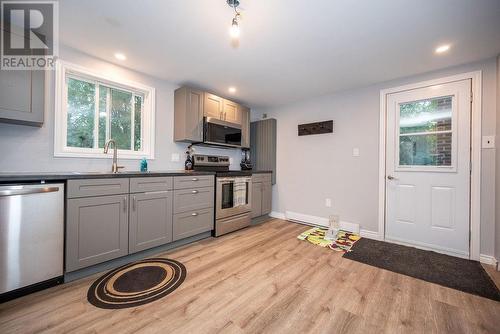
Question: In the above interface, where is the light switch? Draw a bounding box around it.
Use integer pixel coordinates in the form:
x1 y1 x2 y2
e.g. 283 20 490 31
482 136 495 149
352 148 360 157
171 153 180 162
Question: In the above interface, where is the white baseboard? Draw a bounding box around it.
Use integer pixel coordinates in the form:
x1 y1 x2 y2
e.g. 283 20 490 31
479 254 498 266
269 211 286 220
360 229 382 240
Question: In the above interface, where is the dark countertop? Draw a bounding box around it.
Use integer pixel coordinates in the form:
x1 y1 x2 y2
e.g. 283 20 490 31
0 170 216 183
250 170 273 174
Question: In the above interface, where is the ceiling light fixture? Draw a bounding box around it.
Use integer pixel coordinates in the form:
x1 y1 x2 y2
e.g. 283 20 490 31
228 87 237 94
227 0 241 39
114 52 126 61
435 44 451 54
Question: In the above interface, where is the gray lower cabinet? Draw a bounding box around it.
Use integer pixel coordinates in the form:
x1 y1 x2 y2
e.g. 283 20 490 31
251 182 262 218
129 191 173 253
66 194 129 272
173 208 214 241
251 173 272 218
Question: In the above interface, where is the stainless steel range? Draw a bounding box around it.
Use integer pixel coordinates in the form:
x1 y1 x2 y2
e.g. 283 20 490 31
193 154 252 236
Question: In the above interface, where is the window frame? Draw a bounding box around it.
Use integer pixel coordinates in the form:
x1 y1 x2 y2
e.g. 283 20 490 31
54 60 155 159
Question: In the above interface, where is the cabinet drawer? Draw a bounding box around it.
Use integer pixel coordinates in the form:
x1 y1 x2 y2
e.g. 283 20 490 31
67 178 129 198
174 175 214 190
173 208 214 241
174 187 214 214
252 173 271 183
130 177 173 193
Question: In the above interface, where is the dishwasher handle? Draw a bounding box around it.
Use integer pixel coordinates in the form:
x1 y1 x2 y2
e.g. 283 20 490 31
0 186 60 197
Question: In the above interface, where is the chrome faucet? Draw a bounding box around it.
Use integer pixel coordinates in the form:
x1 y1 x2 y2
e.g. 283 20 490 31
103 139 124 173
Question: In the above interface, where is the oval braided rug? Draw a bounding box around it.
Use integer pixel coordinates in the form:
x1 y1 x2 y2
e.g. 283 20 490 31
87 258 186 309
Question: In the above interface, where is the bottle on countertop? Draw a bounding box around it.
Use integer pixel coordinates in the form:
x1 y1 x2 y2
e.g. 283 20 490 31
140 158 148 172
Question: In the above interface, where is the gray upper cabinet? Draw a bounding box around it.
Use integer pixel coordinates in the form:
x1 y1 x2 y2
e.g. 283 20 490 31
66 194 129 272
251 119 277 184
0 69 45 126
174 87 204 142
129 191 173 253
204 92 223 119
223 99 241 124
240 106 250 148
174 86 250 146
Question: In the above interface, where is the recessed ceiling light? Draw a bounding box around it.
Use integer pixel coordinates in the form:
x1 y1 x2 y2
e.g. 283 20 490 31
114 53 126 61
435 44 451 54
228 87 237 94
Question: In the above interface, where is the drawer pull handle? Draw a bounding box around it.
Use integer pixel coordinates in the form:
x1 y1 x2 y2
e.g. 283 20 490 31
191 212 198 216
192 190 199 194
192 178 199 181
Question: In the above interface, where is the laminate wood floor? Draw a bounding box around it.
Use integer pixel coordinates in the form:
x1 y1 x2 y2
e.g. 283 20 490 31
1 219 499 334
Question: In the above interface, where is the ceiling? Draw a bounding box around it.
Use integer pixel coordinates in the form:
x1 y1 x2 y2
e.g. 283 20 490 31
59 0 500 109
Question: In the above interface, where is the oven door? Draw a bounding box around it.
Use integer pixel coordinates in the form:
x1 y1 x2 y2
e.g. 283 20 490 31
216 177 252 219
204 117 242 148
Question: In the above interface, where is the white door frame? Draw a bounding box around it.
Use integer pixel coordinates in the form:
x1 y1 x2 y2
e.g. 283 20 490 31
378 71 482 260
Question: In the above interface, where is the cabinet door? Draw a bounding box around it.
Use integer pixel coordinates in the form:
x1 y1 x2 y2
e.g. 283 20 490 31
223 99 241 124
204 93 223 119
66 195 129 272
251 182 262 218
186 88 204 141
262 180 272 215
0 70 44 126
129 191 173 253
240 106 250 148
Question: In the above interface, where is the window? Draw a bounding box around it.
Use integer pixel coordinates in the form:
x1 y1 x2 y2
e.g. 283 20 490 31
398 96 453 167
55 61 155 159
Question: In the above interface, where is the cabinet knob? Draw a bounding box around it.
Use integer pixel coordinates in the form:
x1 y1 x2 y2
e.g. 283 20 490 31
191 212 198 216
192 178 198 181
192 190 199 194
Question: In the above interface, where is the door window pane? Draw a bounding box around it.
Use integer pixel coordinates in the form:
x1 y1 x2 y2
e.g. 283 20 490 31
66 78 95 148
399 96 453 167
400 96 452 134
400 133 452 166
110 88 132 150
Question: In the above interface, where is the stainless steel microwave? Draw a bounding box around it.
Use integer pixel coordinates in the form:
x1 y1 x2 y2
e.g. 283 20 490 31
204 117 242 148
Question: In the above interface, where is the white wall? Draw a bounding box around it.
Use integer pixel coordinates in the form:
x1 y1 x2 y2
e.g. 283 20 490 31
0 46 243 172
260 57 498 257
496 55 500 265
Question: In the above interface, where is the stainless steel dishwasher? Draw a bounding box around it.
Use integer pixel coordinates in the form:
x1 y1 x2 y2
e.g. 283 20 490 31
0 183 64 300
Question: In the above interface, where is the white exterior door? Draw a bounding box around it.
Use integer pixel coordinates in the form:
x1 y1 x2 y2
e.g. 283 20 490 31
385 79 471 258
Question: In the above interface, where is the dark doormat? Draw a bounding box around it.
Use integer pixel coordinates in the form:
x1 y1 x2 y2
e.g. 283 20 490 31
343 238 500 302
87 258 186 309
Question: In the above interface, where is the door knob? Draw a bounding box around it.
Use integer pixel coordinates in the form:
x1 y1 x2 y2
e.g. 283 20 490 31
387 175 398 180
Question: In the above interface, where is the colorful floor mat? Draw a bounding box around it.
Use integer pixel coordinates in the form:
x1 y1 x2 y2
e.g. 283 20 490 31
297 228 361 252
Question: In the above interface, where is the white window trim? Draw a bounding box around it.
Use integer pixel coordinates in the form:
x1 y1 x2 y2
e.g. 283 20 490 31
54 60 155 159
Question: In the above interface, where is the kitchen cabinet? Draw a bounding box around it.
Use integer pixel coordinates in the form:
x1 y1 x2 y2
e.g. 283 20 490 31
251 182 262 218
223 99 241 123
204 93 224 119
66 194 129 272
251 173 272 218
174 86 251 146
174 87 204 142
251 119 277 184
0 69 45 126
66 175 214 272
129 191 173 253
240 106 250 148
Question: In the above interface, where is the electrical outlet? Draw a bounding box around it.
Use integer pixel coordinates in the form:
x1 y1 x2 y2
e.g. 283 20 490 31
352 148 360 157
229 158 234 165
325 198 332 207
482 136 495 149
171 153 180 162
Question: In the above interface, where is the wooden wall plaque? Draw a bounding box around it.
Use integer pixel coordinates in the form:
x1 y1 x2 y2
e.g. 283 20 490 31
298 120 334 136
